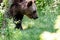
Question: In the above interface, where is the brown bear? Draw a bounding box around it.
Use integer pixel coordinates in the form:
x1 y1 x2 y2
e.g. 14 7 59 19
9 0 38 30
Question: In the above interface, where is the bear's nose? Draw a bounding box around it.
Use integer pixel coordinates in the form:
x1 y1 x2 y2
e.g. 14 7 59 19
36 16 38 19
33 16 38 19
33 10 36 13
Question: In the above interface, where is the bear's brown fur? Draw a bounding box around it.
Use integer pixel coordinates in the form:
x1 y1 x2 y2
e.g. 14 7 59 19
9 0 38 30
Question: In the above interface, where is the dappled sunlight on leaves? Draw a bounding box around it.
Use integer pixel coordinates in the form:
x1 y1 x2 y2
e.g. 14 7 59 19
22 21 35 30
40 31 55 40
54 15 60 29
39 31 60 40
39 15 60 40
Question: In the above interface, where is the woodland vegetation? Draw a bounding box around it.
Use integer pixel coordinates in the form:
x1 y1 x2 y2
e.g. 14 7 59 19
0 0 60 40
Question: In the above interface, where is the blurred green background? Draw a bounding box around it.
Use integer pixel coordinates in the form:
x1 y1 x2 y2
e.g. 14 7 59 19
0 0 60 40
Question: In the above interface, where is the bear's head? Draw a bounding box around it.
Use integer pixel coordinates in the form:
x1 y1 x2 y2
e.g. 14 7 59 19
9 0 38 29
15 0 38 19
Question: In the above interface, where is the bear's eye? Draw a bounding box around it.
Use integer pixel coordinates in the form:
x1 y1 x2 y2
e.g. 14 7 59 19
34 1 36 3
27 1 32 7
20 0 23 2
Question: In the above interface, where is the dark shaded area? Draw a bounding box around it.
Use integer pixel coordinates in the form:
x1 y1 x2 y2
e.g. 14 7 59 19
0 0 2 3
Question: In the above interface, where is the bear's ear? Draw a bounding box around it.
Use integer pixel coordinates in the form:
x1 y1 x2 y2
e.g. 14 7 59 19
27 1 32 7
